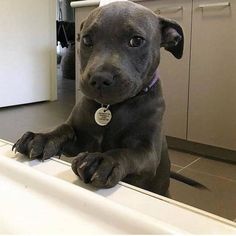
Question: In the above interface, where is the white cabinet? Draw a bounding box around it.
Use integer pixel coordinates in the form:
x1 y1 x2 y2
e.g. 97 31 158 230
140 0 192 140
188 0 236 150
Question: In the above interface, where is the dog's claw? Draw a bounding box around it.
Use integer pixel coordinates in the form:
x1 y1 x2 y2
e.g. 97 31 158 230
12 141 20 153
30 149 41 159
29 150 34 159
42 151 52 162
79 162 87 169
91 172 98 182
12 143 16 152
57 151 62 159
41 153 48 162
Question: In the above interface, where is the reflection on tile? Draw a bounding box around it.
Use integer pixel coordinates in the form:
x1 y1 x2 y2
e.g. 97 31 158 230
170 168 236 221
169 149 201 167
186 158 236 182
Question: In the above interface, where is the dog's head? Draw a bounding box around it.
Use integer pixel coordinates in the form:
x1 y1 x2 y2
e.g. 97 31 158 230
78 1 184 105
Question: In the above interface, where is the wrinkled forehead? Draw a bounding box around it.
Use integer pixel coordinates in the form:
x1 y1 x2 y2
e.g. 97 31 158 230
82 2 157 36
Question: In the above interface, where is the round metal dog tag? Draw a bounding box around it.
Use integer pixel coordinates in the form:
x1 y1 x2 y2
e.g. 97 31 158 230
95 107 112 126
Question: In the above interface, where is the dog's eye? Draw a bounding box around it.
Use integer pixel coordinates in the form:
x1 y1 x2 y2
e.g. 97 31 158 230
82 35 93 47
129 36 144 47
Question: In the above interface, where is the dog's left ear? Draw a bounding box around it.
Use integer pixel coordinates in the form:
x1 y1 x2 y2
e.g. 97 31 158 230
159 17 184 59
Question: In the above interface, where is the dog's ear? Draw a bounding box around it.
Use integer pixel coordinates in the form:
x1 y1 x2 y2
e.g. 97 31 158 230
77 20 85 42
158 17 184 59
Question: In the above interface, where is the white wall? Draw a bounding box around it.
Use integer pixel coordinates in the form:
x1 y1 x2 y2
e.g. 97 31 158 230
0 0 56 108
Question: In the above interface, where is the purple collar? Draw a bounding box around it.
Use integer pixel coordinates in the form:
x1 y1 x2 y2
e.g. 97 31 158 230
142 71 160 93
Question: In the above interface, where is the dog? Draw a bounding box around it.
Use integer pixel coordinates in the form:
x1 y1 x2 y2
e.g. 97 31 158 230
13 1 203 196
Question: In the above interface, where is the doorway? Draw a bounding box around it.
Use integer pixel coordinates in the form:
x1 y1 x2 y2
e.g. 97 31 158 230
56 0 76 107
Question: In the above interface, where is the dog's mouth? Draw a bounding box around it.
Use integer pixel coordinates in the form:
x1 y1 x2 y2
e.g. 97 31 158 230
83 88 131 105
80 77 139 105
94 90 113 104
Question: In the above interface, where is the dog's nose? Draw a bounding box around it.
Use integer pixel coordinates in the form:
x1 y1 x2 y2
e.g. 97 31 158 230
89 72 114 90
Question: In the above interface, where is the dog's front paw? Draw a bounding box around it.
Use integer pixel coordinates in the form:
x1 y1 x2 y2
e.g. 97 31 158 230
72 152 123 188
12 132 61 161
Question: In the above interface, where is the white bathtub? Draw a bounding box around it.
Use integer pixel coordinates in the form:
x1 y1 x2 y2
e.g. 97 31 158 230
0 139 235 234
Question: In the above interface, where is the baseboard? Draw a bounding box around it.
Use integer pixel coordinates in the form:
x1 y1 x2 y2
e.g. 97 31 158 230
166 136 236 164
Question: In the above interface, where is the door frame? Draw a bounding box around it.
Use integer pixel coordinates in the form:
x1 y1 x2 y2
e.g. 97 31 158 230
50 0 57 101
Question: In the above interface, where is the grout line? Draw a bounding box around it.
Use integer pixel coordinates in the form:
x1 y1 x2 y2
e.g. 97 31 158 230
177 157 201 173
171 163 183 168
193 169 236 183
176 163 236 183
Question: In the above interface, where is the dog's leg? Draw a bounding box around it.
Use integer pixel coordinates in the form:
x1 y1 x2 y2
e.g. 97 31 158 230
13 124 76 161
72 148 159 188
165 190 171 198
143 137 170 195
71 105 165 189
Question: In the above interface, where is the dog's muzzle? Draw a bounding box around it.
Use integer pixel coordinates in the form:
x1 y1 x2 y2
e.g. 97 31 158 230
89 72 115 91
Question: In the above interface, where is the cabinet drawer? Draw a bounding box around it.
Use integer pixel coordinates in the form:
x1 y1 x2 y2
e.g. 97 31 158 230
138 0 185 20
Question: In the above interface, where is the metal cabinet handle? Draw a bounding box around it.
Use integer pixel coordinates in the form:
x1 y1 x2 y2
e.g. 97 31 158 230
155 6 183 15
198 2 230 9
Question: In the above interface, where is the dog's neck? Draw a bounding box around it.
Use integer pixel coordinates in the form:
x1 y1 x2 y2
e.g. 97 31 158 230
142 71 160 93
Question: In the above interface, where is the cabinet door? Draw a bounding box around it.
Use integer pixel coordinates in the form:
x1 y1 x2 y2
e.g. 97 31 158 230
139 0 192 139
188 0 236 150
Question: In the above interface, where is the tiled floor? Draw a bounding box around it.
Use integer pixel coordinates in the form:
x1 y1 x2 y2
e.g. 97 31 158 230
169 150 236 222
0 70 235 222
0 70 75 143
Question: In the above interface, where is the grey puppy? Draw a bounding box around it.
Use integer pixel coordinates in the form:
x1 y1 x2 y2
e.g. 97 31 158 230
13 2 200 196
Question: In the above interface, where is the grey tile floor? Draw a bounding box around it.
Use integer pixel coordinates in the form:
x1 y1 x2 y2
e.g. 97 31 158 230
0 70 75 143
0 70 235 222
169 150 236 222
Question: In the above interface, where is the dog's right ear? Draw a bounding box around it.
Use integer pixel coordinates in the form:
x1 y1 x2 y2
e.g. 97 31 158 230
158 17 184 59
77 20 85 42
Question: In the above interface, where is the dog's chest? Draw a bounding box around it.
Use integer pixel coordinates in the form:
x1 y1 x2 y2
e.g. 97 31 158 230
83 95 159 151
92 106 137 150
